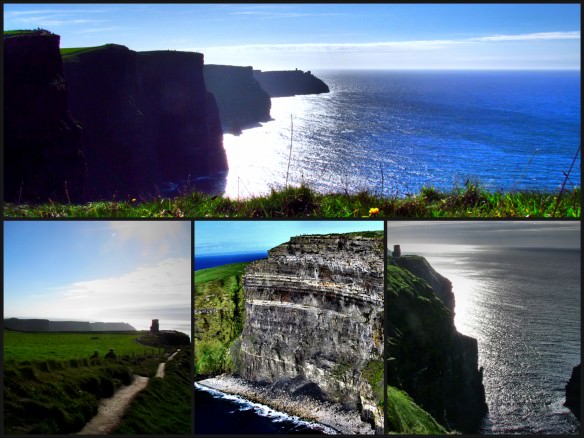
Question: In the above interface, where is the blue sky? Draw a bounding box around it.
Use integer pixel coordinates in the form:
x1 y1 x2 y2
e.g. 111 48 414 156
4 3 580 69
4 221 191 332
195 221 383 256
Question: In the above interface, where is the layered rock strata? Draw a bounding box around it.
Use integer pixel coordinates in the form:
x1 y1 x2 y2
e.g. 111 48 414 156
387 255 488 433
239 233 384 433
204 65 271 134
63 45 226 199
4 30 86 202
253 69 330 97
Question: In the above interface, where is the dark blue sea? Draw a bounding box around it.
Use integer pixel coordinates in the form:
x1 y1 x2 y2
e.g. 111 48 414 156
217 70 580 198
195 251 267 270
195 383 334 434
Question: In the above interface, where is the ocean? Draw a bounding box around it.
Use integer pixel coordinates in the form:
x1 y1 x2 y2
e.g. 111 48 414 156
212 70 580 199
194 251 268 271
194 383 332 434
423 246 580 434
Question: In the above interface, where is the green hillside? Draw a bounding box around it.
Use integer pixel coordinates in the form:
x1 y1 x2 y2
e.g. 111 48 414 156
194 262 249 377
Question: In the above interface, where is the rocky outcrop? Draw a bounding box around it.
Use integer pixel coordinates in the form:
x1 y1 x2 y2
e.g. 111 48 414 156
204 65 271 134
239 233 384 433
387 255 488 433
63 45 226 199
4 30 86 202
4 318 135 332
253 69 329 97
565 364 581 420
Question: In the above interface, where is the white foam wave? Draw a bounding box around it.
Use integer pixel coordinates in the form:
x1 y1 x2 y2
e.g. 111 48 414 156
195 382 339 434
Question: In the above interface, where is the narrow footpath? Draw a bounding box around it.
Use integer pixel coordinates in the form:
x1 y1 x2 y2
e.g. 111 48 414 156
78 349 179 434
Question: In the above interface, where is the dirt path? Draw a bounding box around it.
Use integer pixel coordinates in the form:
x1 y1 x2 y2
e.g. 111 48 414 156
155 348 181 379
78 375 149 435
79 349 180 434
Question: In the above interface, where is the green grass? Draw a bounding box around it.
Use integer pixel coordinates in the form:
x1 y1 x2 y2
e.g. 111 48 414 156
387 386 449 434
195 262 248 377
195 261 251 283
3 330 171 434
60 44 111 58
4 355 161 434
4 29 50 36
363 360 384 407
115 348 192 434
4 330 159 362
4 183 580 218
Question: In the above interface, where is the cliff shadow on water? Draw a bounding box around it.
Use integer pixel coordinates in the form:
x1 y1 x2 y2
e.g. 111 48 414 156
386 254 488 434
195 232 384 434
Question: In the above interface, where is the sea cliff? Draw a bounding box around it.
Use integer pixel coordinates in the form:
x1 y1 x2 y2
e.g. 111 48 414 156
194 232 384 433
63 45 226 199
238 233 384 433
204 65 271 134
4 30 86 203
387 254 488 433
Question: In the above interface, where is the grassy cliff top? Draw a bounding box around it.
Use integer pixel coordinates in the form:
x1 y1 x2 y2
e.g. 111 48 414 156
194 262 249 285
4 29 54 37
60 44 118 58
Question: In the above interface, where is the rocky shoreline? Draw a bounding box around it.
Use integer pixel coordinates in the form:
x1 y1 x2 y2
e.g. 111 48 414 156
197 375 376 435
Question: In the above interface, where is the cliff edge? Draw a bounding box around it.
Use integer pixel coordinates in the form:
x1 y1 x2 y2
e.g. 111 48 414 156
387 254 488 433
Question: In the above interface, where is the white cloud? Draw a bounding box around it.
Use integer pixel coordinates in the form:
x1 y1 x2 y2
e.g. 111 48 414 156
11 258 191 327
197 31 580 55
106 221 189 258
473 31 580 42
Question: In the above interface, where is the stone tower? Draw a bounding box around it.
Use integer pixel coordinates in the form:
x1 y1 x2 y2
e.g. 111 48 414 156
393 244 401 257
150 319 159 333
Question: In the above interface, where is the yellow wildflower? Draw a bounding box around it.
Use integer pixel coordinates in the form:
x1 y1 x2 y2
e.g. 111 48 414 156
369 207 380 216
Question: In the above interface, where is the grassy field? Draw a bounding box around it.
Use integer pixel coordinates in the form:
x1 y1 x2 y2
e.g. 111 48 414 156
4 330 161 362
4 183 580 218
3 330 186 434
195 262 248 377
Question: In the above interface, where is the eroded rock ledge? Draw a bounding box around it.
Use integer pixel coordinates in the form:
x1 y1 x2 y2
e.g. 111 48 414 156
238 233 384 433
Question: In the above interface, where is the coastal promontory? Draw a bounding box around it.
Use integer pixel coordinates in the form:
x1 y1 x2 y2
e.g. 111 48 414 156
253 69 329 97
387 253 488 433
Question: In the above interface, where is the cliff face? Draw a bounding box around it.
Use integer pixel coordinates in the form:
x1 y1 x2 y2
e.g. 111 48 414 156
4 31 86 202
63 45 226 199
204 65 271 134
253 69 329 97
387 255 488 433
239 233 384 432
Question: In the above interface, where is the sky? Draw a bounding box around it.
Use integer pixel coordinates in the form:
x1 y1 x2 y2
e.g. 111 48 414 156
3 221 191 333
3 3 580 70
195 220 383 256
388 221 580 255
